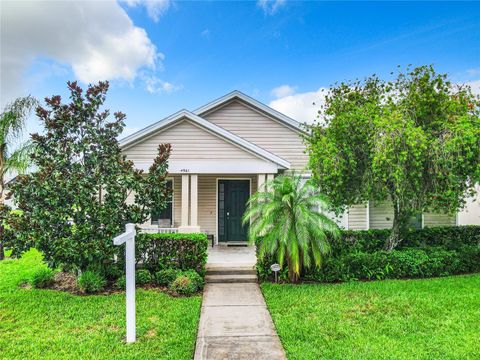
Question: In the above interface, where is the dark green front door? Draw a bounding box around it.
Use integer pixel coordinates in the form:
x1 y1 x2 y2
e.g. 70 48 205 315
218 180 250 242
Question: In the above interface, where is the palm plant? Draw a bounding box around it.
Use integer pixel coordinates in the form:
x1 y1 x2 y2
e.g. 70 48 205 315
242 174 340 283
0 96 37 260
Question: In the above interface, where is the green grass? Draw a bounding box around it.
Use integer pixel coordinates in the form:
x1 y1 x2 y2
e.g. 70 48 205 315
262 276 480 360
0 250 201 359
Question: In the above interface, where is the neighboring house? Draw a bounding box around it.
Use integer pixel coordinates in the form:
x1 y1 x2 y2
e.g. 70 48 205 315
120 91 479 243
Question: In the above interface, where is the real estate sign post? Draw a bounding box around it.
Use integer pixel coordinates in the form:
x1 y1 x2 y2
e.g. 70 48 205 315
113 223 136 343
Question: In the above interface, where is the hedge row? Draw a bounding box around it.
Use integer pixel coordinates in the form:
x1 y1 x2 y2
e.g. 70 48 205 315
133 232 209 275
257 226 480 282
304 246 480 282
331 226 480 254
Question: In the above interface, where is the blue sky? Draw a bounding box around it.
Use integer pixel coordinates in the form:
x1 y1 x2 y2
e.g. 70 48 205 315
1 0 479 135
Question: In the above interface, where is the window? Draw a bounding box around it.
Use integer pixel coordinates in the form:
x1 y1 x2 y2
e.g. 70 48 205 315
408 213 423 230
151 180 173 227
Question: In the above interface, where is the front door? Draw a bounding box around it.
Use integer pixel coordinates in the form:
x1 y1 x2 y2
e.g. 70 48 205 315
218 180 250 242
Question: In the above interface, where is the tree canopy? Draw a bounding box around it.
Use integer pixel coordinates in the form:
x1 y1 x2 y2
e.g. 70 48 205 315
242 174 339 282
306 65 480 249
9 81 171 273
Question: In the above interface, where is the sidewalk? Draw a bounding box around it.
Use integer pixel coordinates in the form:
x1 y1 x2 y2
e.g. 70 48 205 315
194 282 286 360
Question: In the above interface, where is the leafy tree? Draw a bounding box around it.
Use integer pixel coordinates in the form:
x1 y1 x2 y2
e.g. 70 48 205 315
9 81 171 273
0 96 38 260
242 174 340 283
306 65 480 250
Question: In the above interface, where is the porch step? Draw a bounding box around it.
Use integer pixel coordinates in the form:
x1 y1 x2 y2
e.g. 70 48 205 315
205 274 258 284
206 268 256 276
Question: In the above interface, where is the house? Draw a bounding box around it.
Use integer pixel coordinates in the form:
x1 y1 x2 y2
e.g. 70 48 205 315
120 91 479 243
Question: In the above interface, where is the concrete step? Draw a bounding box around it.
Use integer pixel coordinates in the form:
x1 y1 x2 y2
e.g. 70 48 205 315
205 274 258 284
206 268 256 276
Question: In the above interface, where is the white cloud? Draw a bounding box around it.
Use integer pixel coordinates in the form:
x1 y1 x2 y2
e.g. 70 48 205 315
124 0 172 22
271 80 480 125
271 84 296 98
465 79 480 95
466 69 480 77
0 1 163 106
257 0 286 15
269 88 328 124
200 28 210 38
142 74 181 94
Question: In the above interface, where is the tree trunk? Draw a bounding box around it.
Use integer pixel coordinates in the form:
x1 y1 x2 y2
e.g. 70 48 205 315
0 222 5 260
0 176 4 261
287 257 300 283
385 202 408 251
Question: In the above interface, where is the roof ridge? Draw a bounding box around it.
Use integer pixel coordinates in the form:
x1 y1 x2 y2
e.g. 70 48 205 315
193 90 304 132
119 109 290 169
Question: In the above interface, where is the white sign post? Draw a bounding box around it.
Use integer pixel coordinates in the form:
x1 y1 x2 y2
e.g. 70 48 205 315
113 223 136 343
270 263 281 283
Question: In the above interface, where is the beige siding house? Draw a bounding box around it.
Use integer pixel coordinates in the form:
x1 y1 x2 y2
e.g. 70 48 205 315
120 91 307 244
346 201 457 231
120 90 475 243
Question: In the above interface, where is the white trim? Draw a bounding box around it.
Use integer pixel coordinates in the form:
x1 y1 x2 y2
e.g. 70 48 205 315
119 109 290 169
345 208 349 230
194 90 304 133
266 174 274 192
366 201 370 230
215 177 252 245
190 174 198 227
132 159 280 174
181 174 189 227
257 174 266 192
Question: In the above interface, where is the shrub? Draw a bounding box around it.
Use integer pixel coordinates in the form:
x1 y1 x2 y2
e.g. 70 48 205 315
136 269 154 286
134 233 208 275
155 269 180 286
259 244 480 283
30 268 54 288
116 275 126 289
330 226 480 254
77 271 106 294
9 82 172 275
181 270 204 291
405 226 480 250
455 246 480 273
169 275 196 296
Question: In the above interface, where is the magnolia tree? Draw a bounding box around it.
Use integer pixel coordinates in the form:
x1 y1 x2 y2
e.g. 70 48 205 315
306 65 480 250
9 81 171 273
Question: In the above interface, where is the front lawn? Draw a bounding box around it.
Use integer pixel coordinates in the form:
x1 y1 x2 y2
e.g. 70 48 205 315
0 250 201 359
262 276 480 360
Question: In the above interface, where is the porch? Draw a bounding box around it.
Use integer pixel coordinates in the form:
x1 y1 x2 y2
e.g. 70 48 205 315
143 173 275 245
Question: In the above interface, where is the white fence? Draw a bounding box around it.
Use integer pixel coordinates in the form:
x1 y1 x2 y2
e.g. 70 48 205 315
139 227 179 234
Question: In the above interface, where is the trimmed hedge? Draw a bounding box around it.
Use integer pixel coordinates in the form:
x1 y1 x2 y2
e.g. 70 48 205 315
135 233 208 275
257 226 480 283
331 226 480 255
303 246 480 283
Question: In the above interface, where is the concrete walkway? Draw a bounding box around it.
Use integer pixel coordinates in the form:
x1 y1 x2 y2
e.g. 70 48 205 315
206 246 257 267
194 246 286 360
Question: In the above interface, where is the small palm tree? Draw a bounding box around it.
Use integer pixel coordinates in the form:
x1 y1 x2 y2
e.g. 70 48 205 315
0 96 37 260
243 174 340 283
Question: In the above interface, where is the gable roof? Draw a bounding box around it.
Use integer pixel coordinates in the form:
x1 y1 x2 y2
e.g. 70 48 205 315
194 90 304 133
119 109 290 169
